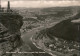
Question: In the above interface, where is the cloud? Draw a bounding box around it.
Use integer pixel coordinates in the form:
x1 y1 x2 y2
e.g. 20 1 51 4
1 0 80 8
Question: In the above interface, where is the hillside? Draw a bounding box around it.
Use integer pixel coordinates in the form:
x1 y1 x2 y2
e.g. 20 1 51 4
13 6 80 21
32 7 80 56
0 13 23 56
12 6 80 33
47 12 80 42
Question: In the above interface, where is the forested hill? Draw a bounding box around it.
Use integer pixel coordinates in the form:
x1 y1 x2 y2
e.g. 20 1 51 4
47 12 80 42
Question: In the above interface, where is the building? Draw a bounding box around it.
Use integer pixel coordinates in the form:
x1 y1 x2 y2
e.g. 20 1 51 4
0 0 18 15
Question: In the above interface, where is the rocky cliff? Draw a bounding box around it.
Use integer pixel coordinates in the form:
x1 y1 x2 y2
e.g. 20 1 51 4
0 14 23 56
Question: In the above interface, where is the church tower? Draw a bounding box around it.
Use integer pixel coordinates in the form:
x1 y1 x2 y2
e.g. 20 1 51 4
8 1 10 9
7 1 10 12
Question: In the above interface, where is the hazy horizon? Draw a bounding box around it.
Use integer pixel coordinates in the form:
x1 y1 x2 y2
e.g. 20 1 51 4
1 0 80 8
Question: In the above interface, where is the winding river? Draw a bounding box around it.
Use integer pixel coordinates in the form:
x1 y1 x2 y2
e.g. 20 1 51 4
21 22 59 56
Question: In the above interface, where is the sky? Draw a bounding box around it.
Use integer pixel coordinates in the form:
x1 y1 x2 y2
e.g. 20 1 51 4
1 0 80 8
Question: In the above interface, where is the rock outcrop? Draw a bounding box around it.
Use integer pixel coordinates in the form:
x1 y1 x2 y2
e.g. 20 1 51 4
0 14 23 56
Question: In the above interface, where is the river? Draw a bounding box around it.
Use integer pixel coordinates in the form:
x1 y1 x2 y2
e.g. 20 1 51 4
21 21 59 56
21 28 52 56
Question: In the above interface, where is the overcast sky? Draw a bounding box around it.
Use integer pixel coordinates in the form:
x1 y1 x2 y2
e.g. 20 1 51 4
1 0 80 8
